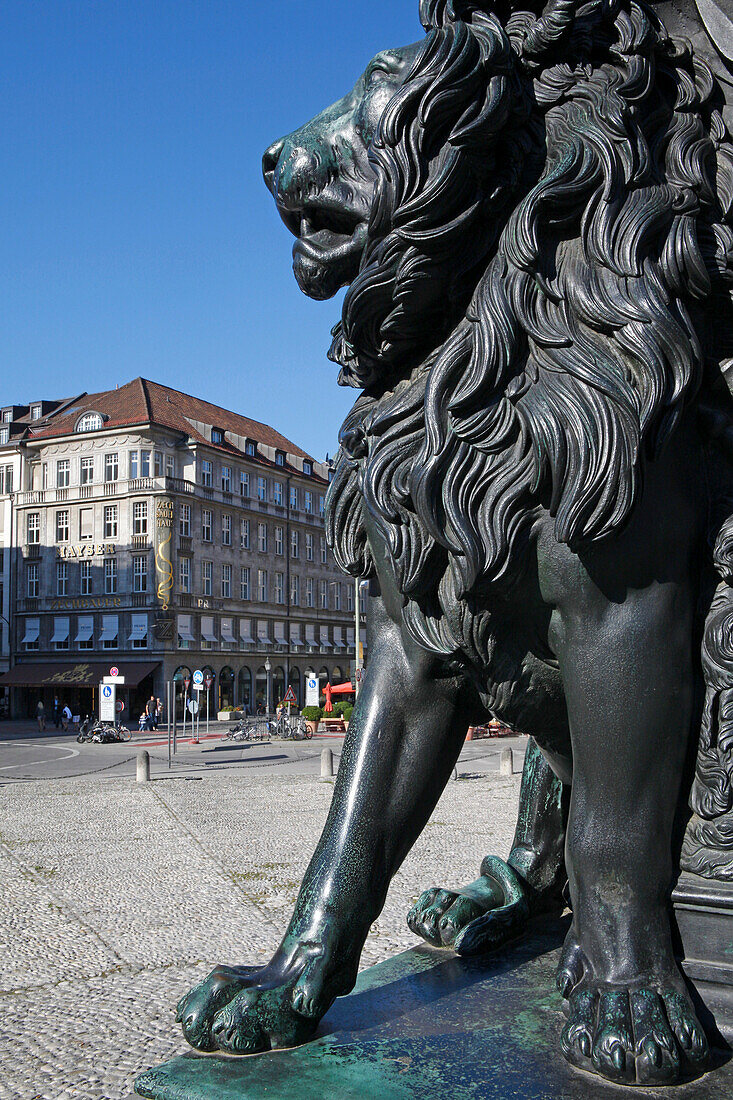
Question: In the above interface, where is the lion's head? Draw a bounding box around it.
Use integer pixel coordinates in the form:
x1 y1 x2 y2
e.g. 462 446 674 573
265 0 733 662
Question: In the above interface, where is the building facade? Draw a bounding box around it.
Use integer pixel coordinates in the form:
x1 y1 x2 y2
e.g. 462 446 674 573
0 379 361 720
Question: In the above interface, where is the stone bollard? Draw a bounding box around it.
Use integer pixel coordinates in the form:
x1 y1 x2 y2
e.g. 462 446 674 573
499 748 513 776
321 748 334 780
137 750 151 784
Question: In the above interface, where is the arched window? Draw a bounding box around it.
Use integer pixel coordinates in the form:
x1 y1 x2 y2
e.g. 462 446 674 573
288 666 301 706
272 666 285 706
255 666 268 712
332 666 342 683
173 665 192 683
76 411 104 432
237 667 252 712
318 666 329 681
219 666 235 710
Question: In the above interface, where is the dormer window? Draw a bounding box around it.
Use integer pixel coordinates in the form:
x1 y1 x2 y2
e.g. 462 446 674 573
211 428 224 444
30 406 41 420
303 460 313 476
246 440 257 457
76 411 104 433
275 451 285 467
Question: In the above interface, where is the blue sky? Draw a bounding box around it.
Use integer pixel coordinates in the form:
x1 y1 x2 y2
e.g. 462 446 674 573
1 1 424 458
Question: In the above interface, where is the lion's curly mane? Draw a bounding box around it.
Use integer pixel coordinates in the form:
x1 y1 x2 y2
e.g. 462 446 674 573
327 0 733 672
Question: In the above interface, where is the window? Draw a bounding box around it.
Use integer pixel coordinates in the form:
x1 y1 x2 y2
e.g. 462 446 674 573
305 491 313 514
258 477 268 502
221 563 232 599
303 460 313 476
258 569 268 602
221 466 232 492
290 486 298 510
177 613 193 649
240 471 250 498
179 557 191 593
56 459 70 488
26 563 39 598
305 533 314 561
166 454 175 479
202 459 212 487
275 526 284 555
130 613 148 649
0 465 13 492
56 510 69 542
273 481 283 505
129 451 138 479
101 613 118 649
306 577 314 608
104 453 118 482
52 615 70 651
76 412 103 432
346 583 354 612
291 529 299 558
179 503 191 537
42 464 47 491
319 494 325 517
133 501 148 536
258 522 268 553
133 556 148 593
104 558 117 594
320 536 327 565
320 579 328 609
76 615 94 649
154 451 164 477
31 405 41 421
22 616 40 650
240 518 250 549
274 572 284 604
246 440 256 456
275 451 285 467
290 574 300 606
56 561 68 597
104 505 118 539
81 560 93 596
222 514 232 546
79 507 93 540
0 428 8 446
201 614 216 650
240 566 250 600
212 428 223 444
202 509 212 542
334 583 341 611
140 450 151 477
80 457 94 485
27 513 40 545
202 560 213 596
1 411 9 423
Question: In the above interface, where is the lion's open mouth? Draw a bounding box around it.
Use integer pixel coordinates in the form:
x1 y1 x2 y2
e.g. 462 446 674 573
277 200 368 301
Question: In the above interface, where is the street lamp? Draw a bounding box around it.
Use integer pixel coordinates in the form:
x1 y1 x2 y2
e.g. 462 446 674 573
265 656 272 716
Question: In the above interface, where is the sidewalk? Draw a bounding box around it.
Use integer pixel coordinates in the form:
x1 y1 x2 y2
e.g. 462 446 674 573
0 765 523 1099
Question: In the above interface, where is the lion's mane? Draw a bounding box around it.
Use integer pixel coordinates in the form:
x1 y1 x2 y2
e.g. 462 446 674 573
327 1 733 676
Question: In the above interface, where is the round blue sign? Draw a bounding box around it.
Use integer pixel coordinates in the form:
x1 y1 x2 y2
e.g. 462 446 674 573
102 685 113 698
192 669 204 687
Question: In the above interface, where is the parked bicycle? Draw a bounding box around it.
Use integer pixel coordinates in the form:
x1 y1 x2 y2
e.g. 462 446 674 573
77 719 131 744
223 717 272 743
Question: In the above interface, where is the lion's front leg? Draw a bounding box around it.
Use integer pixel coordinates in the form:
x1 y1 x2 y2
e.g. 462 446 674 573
177 595 479 1055
551 573 708 1085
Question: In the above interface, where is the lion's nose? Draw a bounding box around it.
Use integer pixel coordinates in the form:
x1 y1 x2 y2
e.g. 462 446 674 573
262 138 285 194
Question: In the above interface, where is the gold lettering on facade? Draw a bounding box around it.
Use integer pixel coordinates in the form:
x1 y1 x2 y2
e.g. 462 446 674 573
49 597 122 611
57 543 116 559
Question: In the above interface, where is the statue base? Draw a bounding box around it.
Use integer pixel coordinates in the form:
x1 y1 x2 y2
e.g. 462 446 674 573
673 871 733 1042
135 918 732 1100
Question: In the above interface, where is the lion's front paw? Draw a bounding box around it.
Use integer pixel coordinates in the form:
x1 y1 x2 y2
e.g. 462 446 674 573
561 985 708 1085
176 964 260 1051
211 982 319 1055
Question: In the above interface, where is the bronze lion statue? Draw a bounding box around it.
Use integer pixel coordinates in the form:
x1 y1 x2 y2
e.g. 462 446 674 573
177 0 733 1085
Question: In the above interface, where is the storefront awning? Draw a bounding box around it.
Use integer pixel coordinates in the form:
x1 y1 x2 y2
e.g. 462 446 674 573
0 661 160 687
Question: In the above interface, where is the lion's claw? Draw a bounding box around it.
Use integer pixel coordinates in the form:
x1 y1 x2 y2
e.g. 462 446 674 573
561 985 707 1084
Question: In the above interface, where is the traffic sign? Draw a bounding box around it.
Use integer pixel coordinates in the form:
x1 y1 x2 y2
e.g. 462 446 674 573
99 682 116 722
355 667 364 683
192 669 204 687
187 699 199 715
204 675 213 689
305 676 319 708
109 666 119 677
283 686 297 705
116 700 124 713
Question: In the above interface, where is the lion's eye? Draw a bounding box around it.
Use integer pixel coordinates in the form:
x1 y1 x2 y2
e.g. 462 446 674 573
366 66 388 87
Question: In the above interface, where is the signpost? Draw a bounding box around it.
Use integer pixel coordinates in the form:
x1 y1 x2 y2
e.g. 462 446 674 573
204 674 213 738
283 684 297 723
182 676 190 742
99 682 116 723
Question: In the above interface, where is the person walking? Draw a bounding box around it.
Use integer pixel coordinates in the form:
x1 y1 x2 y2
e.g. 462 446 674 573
145 694 156 731
61 703 72 732
155 697 163 731
36 699 45 733
53 695 61 729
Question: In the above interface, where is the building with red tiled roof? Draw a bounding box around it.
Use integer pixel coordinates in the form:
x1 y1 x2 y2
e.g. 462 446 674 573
0 379 361 719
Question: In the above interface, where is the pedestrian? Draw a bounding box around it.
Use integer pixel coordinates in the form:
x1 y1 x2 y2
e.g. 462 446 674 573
61 703 72 731
36 699 45 733
155 697 163 731
145 695 156 731
53 695 61 729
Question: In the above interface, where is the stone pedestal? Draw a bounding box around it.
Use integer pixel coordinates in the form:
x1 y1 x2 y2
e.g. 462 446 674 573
135 919 732 1100
673 872 733 1043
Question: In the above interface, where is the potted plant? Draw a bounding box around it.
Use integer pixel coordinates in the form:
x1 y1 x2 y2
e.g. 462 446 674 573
301 706 322 736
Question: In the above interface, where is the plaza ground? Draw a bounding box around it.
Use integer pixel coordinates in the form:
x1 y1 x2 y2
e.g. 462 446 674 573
0 725 525 1100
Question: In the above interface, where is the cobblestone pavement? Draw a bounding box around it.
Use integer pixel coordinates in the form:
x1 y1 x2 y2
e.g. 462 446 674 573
0 769 521 1099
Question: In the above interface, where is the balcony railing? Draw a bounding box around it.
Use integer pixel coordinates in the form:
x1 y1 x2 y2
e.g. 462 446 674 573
131 535 150 549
